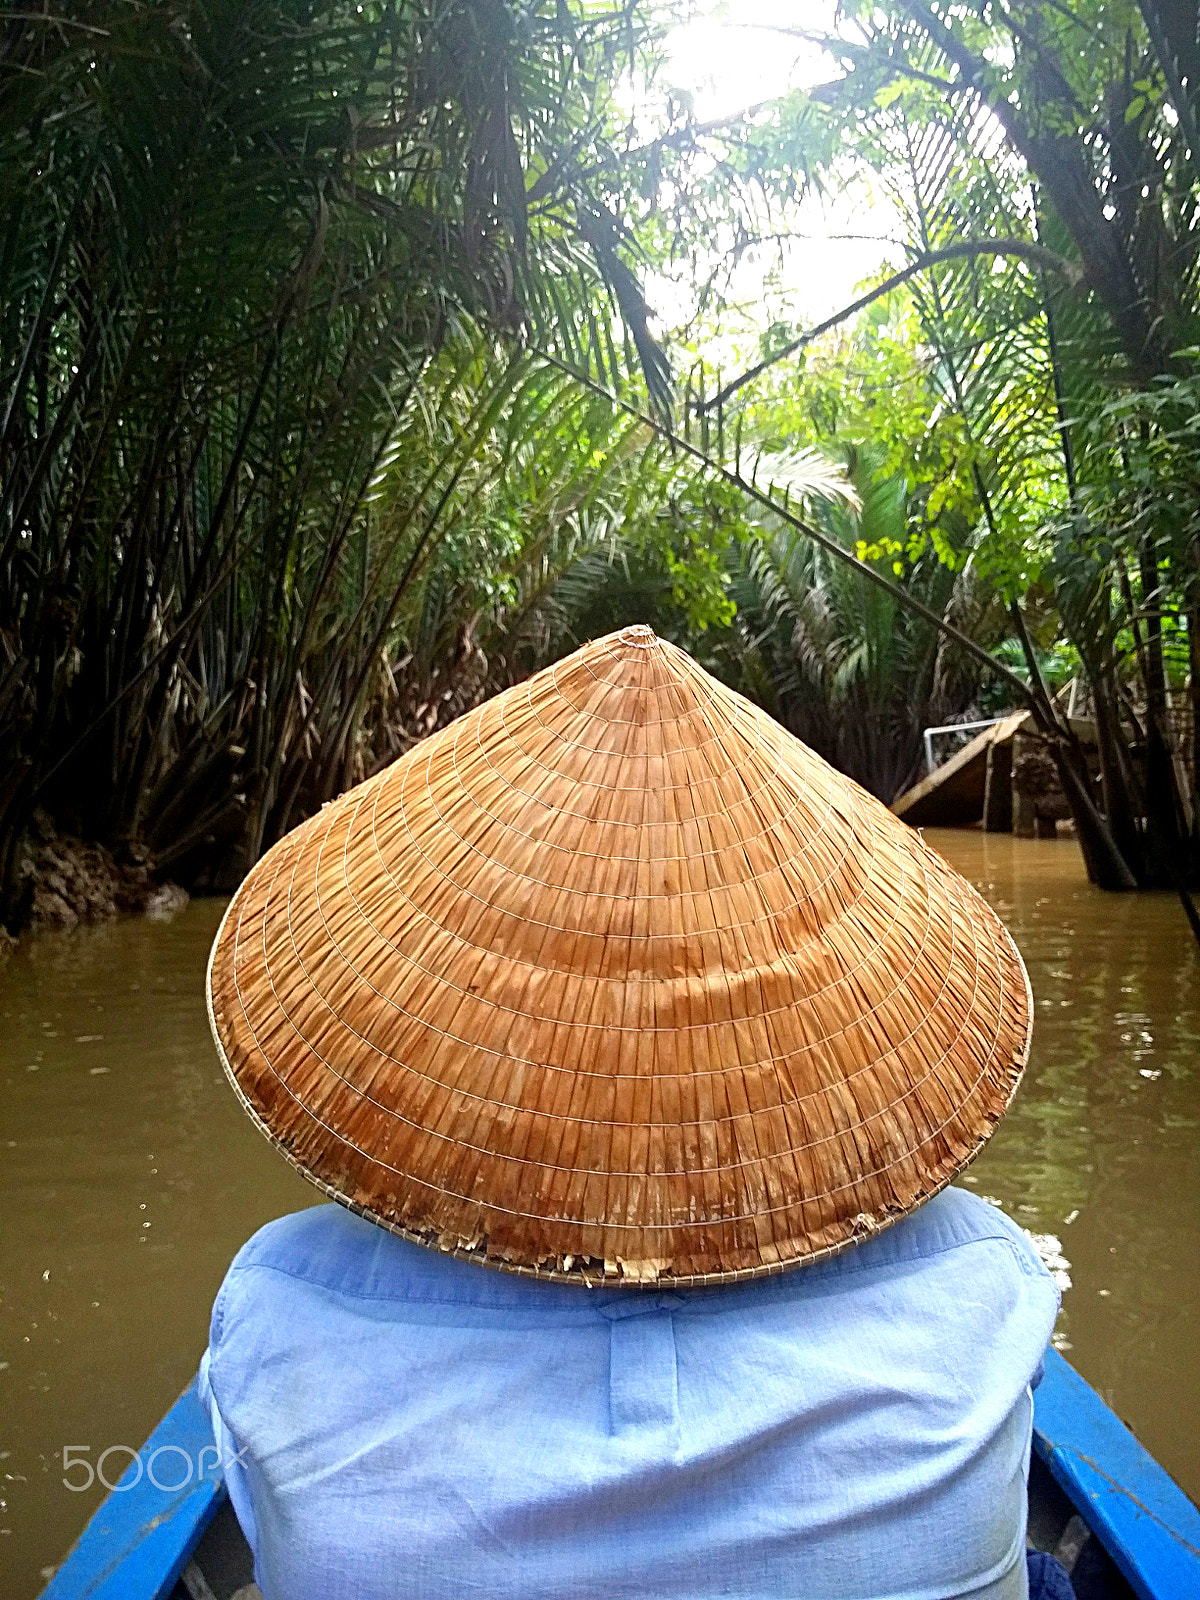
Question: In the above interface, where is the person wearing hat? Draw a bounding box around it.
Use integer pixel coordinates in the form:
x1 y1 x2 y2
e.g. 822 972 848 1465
200 627 1070 1600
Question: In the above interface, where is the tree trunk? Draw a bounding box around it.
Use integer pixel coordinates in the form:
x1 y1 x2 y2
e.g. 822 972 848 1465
1188 587 1200 866
900 0 1169 379
1131 539 1187 883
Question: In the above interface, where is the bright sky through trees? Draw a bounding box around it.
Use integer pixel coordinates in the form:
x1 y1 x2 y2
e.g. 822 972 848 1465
652 1 896 345
664 0 827 121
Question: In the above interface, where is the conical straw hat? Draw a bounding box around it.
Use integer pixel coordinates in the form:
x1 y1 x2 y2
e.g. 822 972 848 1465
207 625 1031 1285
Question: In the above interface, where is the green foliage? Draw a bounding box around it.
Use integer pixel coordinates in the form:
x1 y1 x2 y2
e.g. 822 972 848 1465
0 0 688 912
3 0 1198 911
673 0 1200 886
1043 371 1200 693
739 309 985 570
701 441 1002 801
814 0 1200 885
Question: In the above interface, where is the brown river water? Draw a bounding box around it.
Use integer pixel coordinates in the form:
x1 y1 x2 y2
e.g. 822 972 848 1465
1 828 1198 1596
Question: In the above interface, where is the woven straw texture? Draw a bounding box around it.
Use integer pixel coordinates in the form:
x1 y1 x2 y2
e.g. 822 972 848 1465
207 625 1031 1284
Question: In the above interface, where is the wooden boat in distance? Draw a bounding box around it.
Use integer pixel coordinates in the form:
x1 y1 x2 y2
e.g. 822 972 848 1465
39 1348 1200 1600
891 710 1098 832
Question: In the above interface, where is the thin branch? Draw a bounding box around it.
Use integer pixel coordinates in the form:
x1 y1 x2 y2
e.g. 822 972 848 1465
0 12 112 34
1136 0 1200 179
696 238 1085 412
988 0 1090 120
570 104 776 190
528 345 1037 705
1031 0 1108 46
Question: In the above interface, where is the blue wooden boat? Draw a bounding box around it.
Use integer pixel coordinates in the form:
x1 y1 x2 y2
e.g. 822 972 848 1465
38 1347 1200 1600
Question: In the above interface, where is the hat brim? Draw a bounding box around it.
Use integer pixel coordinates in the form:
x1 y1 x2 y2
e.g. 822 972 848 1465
207 631 1033 1285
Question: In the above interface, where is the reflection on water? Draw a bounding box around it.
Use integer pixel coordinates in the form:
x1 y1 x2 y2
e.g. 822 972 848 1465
927 830 1200 1508
0 902 314 1598
0 837 1197 1594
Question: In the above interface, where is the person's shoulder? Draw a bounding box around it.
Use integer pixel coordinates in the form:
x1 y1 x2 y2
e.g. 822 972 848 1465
733 1185 1052 1304
821 1183 1052 1282
705 1187 1059 1371
211 1206 356 1331
226 1202 379 1276
209 1205 424 1355
215 1203 597 1314
220 1201 441 1303
866 1183 1048 1273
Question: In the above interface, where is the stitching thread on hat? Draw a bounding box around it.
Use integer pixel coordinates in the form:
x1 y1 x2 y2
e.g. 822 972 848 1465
241 705 1013 1142
241 717 1003 1166
209 628 1030 1280
617 624 658 647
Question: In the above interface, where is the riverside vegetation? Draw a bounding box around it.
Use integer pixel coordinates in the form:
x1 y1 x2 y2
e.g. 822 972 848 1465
1 0 1197 935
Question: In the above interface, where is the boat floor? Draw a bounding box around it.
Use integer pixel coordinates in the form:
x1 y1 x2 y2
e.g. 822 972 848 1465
171 1453 1135 1600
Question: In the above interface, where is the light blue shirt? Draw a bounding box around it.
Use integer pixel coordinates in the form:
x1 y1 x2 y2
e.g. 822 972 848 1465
199 1186 1058 1600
